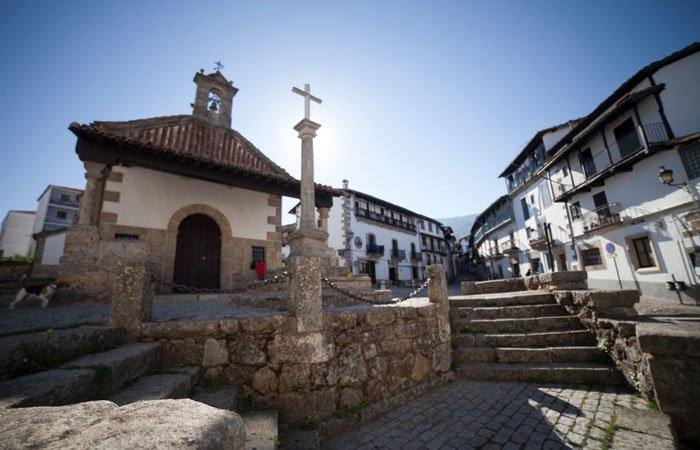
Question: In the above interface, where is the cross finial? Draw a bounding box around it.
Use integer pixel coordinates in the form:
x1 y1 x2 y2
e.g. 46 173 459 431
214 61 224 71
292 83 322 120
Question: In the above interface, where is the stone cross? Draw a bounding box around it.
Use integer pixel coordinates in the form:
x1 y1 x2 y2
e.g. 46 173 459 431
214 61 224 71
292 84 322 120
291 84 322 232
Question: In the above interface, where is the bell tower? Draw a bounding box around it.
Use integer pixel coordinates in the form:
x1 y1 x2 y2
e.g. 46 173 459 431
191 69 238 129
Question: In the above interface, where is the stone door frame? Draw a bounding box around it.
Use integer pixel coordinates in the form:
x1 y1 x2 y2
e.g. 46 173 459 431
163 204 233 290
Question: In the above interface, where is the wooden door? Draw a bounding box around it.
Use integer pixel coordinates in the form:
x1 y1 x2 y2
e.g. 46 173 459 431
174 214 221 290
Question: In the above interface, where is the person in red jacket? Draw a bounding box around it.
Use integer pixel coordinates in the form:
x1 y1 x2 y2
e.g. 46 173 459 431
255 259 267 281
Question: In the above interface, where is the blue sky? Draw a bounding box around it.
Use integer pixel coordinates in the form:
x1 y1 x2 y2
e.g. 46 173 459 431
1 0 698 223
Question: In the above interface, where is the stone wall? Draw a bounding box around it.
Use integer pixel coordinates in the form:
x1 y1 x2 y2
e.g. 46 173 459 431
0 263 30 293
137 301 451 426
57 225 150 301
461 271 588 295
553 289 700 443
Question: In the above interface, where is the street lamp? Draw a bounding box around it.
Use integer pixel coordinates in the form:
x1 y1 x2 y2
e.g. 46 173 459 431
658 166 687 188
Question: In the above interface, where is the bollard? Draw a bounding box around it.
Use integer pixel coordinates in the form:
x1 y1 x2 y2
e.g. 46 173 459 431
427 265 451 345
110 260 155 330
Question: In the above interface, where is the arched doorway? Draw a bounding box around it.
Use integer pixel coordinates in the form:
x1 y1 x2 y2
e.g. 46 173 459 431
173 214 221 290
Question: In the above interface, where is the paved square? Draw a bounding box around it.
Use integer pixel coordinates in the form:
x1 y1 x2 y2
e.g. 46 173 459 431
324 380 641 449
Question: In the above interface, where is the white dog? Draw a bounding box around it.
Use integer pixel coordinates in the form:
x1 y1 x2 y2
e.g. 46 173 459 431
9 281 58 310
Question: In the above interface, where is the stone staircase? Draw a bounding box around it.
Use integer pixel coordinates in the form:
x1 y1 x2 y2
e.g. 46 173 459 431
450 290 625 385
0 325 278 449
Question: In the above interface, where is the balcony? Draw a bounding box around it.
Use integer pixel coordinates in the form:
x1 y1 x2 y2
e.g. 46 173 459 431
473 210 515 244
366 244 385 257
555 123 669 200
50 197 80 208
410 251 422 262
499 239 519 255
355 208 417 232
528 234 548 251
581 202 624 234
390 249 406 260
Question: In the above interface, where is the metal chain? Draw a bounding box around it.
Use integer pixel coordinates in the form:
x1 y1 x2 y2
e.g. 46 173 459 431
321 277 431 305
153 271 290 294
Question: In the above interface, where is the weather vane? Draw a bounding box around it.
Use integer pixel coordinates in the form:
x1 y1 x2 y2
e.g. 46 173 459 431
214 61 224 71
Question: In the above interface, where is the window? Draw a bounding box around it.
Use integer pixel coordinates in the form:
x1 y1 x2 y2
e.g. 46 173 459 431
521 198 530 220
579 148 596 178
581 248 603 268
614 117 641 158
420 220 425 230
251 246 266 264
56 211 67 219
680 142 700 180
632 236 656 268
60 193 70 201
115 233 139 241
428 223 433 232
570 202 582 220
391 239 398 250
562 166 568 177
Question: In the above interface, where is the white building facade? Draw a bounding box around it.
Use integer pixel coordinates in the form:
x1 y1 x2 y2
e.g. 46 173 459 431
540 43 700 303
0 211 35 258
500 121 580 277
469 196 517 279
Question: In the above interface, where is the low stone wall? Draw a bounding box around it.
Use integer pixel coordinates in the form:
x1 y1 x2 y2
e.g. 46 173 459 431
0 263 30 290
138 300 451 425
553 289 700 443
461 271 587 295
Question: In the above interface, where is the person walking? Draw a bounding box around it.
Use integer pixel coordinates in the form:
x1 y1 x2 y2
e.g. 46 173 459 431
255 259 267 281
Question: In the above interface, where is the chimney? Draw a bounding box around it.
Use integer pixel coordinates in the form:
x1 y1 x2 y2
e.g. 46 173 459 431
342 179 349 190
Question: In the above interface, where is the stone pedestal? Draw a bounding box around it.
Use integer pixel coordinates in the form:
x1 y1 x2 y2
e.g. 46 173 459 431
77 162 108 226
287 228 339 273
287 256 323 333
110 260 155 329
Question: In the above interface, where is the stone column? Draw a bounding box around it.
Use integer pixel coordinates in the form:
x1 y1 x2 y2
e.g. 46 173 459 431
287 256 323 333
110 260 155 330
428 265 451 344
78 161 108 226
295 119 321 232
318 207 329 232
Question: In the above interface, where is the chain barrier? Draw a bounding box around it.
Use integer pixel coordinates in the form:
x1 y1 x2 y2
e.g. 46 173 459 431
153 270 291 295
321 277 431 305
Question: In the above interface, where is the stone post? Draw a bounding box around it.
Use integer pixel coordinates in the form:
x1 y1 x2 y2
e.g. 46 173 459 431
296 119 321 232
318 207 329 232
428 265 451 345
110 260 155 330
78 161 108 226
287 256 323 333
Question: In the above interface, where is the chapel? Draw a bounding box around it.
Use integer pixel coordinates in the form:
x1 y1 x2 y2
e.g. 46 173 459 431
61 69 336 297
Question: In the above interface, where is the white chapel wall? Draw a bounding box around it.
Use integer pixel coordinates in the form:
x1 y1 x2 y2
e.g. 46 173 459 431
103 165 275 241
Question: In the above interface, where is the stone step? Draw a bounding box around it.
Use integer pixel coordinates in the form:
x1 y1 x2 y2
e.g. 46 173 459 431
190 387 238 412
62 342 162 396
453 315 585 333
0 368 98 408
108 367 200 406
454 346 607 364
449 291 555 308
0 326 125 379
455 362 624 385
242 410 278 450
453 330 596 348
450 303 567 320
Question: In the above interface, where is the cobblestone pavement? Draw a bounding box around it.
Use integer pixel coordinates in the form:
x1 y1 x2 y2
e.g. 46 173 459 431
0 296 284 335
324 380 648 450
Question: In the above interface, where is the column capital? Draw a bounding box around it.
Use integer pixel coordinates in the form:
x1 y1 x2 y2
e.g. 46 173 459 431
294 118 321 138
84 161 109 180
